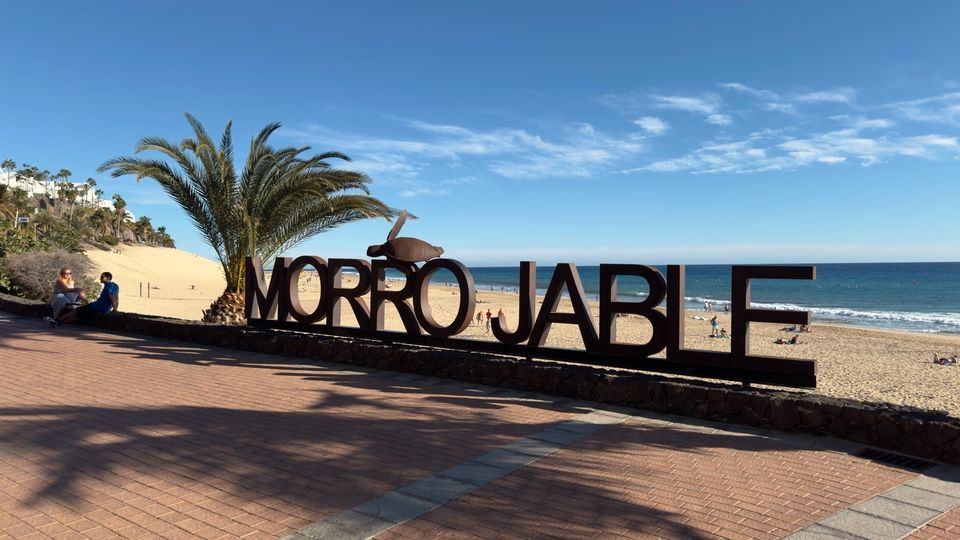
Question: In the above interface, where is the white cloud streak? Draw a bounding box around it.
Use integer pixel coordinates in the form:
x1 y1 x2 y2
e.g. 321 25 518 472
886 92 960 125
629 112 958 175
634 116 669 135
399 187 449 198
650 94 720 114
705 114 732 126
793 87 857 104
286 119 646 180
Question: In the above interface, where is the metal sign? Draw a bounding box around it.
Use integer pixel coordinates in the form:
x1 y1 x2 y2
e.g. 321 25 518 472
245 213 817 388
16 216 29 224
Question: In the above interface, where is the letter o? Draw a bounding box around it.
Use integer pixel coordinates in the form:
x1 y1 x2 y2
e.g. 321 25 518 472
414 259 475 337
285 255 327 324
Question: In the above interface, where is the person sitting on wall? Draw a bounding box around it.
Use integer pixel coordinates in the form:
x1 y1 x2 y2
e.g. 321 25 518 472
46 267 87 322
46 272 119 327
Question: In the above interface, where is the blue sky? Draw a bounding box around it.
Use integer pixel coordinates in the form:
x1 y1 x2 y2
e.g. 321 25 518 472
2 1 959 266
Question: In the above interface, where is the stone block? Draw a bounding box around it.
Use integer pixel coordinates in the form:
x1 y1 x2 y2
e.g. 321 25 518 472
596 377 631 404
770 398 798 430
798 406 824 429
750 394 770 416
827 418 847 438
858 407 879 428
840 406 861 423
876 412 901 442
706 388 727 402
921 420 960 447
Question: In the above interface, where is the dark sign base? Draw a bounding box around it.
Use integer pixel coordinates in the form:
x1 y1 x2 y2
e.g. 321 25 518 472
248 319 816 388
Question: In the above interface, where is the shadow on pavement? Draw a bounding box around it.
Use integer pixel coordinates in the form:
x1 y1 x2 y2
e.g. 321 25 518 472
0 315 908 539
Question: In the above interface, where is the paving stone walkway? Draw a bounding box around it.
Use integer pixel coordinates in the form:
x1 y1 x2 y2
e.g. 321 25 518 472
1 311 958 539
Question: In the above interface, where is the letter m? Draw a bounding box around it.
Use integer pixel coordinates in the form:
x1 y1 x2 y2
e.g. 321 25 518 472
245 257 290 320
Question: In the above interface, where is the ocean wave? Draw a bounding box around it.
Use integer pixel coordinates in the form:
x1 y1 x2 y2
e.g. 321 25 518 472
686 296 730 306
683 296 960 331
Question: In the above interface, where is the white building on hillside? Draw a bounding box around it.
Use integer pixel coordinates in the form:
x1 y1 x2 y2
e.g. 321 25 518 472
0 170 100 205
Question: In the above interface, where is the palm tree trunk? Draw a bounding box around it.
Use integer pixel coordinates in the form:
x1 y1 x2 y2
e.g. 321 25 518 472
202 290 245 324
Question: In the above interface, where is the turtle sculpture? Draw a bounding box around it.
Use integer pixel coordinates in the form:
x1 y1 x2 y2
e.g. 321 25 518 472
367 210 444 265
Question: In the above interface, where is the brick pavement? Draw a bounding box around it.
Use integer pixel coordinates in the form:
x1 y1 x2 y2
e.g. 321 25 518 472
908 505 960 539
1 311 959 539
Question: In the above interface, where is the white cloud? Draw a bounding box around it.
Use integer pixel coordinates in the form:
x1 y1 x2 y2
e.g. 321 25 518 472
850 117 894 130
650 94 720 114
794 87 857 104
705 114 732 126
631 115 960 175
719 82 779 101
886 92 960 125
346 154 421 178
634 116 669 135
399 187 449 198
286 119 645 180
442 176 478 185
763 102 797 114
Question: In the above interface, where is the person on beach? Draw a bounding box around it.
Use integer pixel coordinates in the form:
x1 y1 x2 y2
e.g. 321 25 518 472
933 354 958 365
719 328 728 338
723 304 729 314
45 272 119 327
496 308 505 325
484 309 492 334
710 315 719 336
48 267 87 318
476 311 483 326
789 335 800 345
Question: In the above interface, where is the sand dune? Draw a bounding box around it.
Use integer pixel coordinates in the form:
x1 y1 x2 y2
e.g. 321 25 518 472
84 245 226 320
80 245 960 416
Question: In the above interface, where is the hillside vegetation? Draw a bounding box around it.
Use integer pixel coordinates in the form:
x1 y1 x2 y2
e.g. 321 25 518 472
0 159 175 298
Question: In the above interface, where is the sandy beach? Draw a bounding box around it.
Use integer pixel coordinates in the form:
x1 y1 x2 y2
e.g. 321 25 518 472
84 246 960 417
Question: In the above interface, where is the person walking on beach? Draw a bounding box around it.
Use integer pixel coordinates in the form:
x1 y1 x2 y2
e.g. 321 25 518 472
484 309 492 334
710 315 719 337
45 272 119 327
476 310 483 326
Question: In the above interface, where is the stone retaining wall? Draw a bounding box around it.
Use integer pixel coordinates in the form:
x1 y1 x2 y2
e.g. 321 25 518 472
3 292 958 464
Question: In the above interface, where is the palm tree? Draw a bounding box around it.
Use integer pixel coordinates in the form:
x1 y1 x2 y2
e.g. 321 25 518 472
154 226 175 248
0 185 13 221
1 159 15 176
99 113 398 323
10 188 31 227
111 193 128 238
84 178 97 206
134 215 154 243
89 207 113 238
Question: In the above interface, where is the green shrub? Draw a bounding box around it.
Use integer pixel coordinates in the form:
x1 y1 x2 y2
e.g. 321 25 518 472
0 250 95 301
42 221 85 252
0 227 50 258
99 234 120 246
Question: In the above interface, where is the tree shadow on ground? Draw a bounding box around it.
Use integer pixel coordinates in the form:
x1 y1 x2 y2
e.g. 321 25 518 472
0 317 917 539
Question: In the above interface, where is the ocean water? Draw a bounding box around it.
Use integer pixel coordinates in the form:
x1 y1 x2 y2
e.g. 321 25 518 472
415 262 960 335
